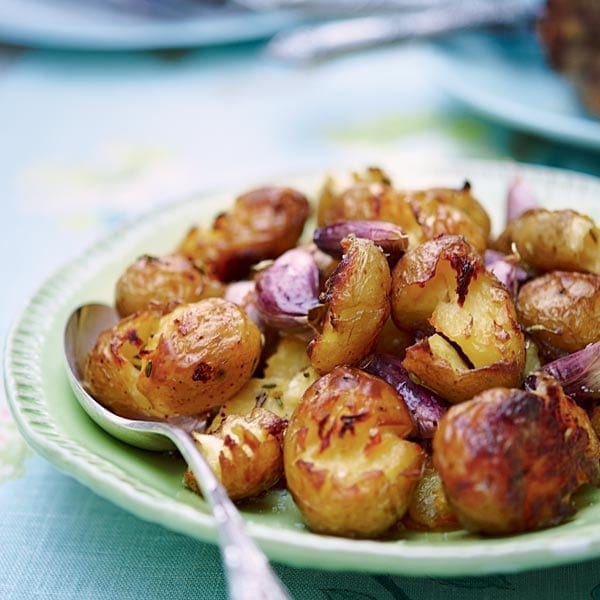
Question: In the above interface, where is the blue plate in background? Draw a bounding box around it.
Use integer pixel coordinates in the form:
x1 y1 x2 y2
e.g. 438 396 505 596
435 31 600 150
0 0 300 50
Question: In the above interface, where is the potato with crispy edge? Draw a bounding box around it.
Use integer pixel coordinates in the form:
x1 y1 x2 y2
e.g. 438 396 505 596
115 253 224 317
84 307 164 419
137 298 262 417
284 366 425 538
391 236 525 403
433 375 600 534
308 235 391 374
495 208 600 275
406 192 487 254
184 408 286 501
407 182 491 241
517 271 600 359
179 186 310 282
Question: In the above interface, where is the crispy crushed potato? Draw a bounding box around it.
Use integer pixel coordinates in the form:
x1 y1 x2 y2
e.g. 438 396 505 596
408 182 491 240
517 271 600 358
115 253 224 317
184 408 286 501
434 375 600 534
391 236 526 403
85 307 165 419
179 186 310 281
495 208 600 275
284 367 425 537
308 235 391 374
137 298 262 416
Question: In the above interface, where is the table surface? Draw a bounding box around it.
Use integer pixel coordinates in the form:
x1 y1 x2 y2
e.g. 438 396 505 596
2 25 600 600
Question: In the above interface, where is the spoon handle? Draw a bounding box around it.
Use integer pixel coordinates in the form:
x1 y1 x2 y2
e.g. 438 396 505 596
168 426 292 600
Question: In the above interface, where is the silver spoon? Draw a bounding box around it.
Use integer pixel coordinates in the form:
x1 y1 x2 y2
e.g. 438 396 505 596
64 303 291 600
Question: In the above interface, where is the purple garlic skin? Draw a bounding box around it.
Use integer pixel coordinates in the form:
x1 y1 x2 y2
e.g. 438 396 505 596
527 342 600 402
255 247 320 332
507 177 539 224
484 249 528 298
363 353 449 438
313 220 408 266
224 280 265 331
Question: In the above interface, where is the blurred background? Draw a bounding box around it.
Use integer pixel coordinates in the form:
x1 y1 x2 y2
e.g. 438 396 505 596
1 1 600 599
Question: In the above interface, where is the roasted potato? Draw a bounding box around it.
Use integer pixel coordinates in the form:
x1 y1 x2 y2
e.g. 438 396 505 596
184 408 286 501
517 271 600 359
86 299 262 418
284 366 425 537
408 182 491 241
179 186 310 281
317 169 424 248
391 236 526 403
84 307 164 419
407 193 487 255
136 298 262 417
308 235 391 374
495 208 600 275
434 375 600 534
115 253 223 317
405 457 460 531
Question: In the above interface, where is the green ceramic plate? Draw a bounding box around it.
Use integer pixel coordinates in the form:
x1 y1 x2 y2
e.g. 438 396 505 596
5 158 600 577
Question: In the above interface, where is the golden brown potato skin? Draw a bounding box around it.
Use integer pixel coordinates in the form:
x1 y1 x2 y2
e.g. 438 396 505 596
317 170 489 252
433 376 600 534
391 236 525 403
406 194 487 255
284 366 425 538
495 209 600 275
179 186 310 281
308 235 391 374
184 409 286 501
317 170 423 247
115 253 224 317
137 298 262 417
517 271 600 358
85 308 164 419
407 182 491 241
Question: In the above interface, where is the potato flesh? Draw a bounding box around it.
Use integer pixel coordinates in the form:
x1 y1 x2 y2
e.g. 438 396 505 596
391 236 525 403
308 235 391 374
212 336 319 424
284 366 425 538
406 458 460 531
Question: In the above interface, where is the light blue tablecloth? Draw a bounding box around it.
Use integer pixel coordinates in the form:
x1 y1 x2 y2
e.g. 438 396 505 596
2 34 600 600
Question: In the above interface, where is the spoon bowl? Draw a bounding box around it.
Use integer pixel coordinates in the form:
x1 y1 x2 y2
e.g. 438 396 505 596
63 302 291 600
